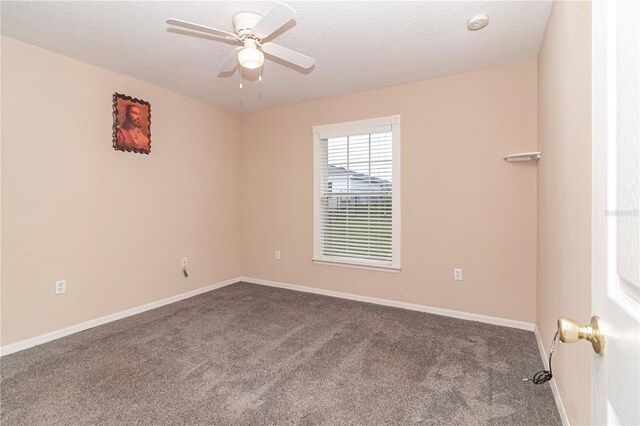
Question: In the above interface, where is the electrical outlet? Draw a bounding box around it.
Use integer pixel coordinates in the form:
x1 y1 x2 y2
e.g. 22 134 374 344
275 250 281 260
181 257 188 268
453 268 463 281
55 280 66 295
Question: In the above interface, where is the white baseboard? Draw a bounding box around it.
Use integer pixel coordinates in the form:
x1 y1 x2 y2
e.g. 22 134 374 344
240 276 535 331
1 275 536 358
534 326 570 426
0 277 241 357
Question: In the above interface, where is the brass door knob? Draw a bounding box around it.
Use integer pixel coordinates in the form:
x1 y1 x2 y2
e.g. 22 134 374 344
557 316 605 354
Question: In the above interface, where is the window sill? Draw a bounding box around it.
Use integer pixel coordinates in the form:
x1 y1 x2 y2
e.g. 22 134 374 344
312 257 401 273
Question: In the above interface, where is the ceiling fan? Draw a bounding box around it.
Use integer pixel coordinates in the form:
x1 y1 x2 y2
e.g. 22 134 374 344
167 3 315 75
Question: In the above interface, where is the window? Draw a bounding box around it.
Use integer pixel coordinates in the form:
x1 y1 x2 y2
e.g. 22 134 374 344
313 115 401 270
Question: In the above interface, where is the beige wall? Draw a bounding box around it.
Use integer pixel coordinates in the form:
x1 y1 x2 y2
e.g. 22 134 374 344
0 37 243 345
537 2 592 425
2 39 541 348
242 61 538 323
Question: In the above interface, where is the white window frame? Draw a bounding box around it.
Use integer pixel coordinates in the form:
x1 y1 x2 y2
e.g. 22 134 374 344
312 115 401 272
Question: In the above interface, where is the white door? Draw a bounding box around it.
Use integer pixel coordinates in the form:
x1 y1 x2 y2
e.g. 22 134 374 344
592 0 640 425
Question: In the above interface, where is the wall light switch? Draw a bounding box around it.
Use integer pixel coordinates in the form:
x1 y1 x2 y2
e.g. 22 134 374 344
453 268 463 281
55 280 66 294
275 250 281 260
181 257 188 268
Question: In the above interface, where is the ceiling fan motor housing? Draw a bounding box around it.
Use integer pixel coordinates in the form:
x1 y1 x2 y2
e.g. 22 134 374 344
233 12 263 38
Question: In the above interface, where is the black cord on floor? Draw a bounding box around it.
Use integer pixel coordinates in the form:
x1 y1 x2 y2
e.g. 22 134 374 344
524 331 558 385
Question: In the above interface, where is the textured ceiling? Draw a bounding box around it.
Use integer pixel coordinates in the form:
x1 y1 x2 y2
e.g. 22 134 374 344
0 1 551 113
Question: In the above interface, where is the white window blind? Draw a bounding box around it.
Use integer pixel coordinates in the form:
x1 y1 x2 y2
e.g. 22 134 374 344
313 116 400 270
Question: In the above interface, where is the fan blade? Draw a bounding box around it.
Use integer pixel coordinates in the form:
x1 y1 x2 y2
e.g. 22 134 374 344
167 28 239 46
252 3 296 39
219 48 240 73
167 19 238 41
262 42 314 69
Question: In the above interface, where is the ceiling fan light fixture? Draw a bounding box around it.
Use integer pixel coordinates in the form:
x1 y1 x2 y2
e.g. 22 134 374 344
238 39 264 69
167 3 315 75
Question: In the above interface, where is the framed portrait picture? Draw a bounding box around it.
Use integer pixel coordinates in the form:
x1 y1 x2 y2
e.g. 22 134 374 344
112 93 151 154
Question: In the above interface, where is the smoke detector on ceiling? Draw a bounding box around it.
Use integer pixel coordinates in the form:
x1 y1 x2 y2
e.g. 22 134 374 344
467 14 489 31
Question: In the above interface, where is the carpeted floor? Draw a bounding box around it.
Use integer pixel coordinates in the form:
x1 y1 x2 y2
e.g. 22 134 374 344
1 282 561 425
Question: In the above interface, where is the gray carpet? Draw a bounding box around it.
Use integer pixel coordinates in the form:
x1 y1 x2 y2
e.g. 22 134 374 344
1 282 561 425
